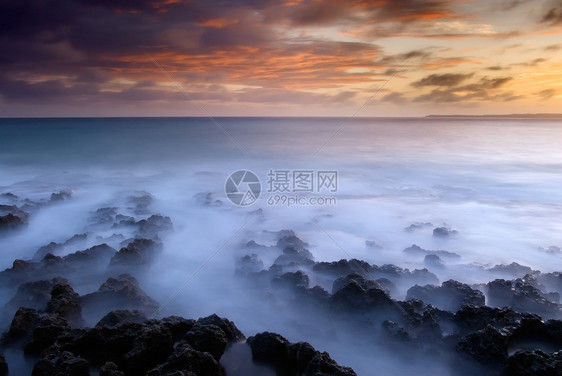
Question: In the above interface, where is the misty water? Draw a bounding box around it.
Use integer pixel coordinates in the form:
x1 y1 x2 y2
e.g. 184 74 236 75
1 117 561 375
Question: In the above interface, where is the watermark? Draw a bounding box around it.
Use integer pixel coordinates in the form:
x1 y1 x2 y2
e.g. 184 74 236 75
225 170 261 206
225 169 338 207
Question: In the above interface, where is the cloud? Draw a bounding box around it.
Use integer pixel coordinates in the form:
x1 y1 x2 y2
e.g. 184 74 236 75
541 1 562 24
413 76 513 103
411 73 474 87
537 88 556 99
544 44 561 51
381 92 409 104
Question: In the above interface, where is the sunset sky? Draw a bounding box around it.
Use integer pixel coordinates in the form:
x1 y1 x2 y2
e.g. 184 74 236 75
1 0 561 117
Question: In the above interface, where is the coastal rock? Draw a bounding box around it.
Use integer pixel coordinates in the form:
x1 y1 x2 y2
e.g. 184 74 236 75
2 307 41 344
96 310 148 328
313 259 374 277
50 190 72 202
403 244 460 260
456 325 509 365
505 350 562 376
7 277 68 310
273 270 310 290
433 226 458 238
489 262 535 278
487 278 561 317
0 354 7 376
332 273 382 294
147 342 222 376
32 351 89 376
0 213 26 231
46 282 84 327
109 239 163 269
406 280 485 312
185 324 227 361
99 362 125 376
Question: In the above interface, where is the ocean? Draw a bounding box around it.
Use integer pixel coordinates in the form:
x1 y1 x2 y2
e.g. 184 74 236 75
1 117 561 375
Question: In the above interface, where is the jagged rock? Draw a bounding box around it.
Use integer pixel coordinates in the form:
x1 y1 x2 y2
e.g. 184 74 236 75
273 246 314 267
46 283 84 327
332 273 382 295
90 207 118 225
196 314 245 343
33 233 89 260
147 342 222 376
330 280 399 316
25 314 72 355
137 214 173 238
7 277 69 310
96 310 148 328
382 320 412 343
454 305 523 334
403 244 460 260
235 254 264 276
161 316 196 341
404 222 433 232
424 254 445 268
62 243 116 268
505 350 562 376
247 332 356 376
50 190 72 202
119 322 174 374
433 226 457 238
456 325 509 364
487 278 562 317
273 270 310 290
0 354 7 376
109 239 162 268
185 324 227 361
313 259 374 277
489 262 535 278
276 231 308 252
33 351 89 376
100 361 125 376
81 274 159 319
406 280 485 312
0 213 26 231
2 307 41 344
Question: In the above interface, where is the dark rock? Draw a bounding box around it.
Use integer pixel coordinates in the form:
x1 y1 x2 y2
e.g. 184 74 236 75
0 192 18 200
433 226 457 238
406 280 485 312
2 307 41 344
273 246 314 267
185 324 227 361
273 270 310 290
8 277 69 310
128 192 153 214
46 283 84 327
90 207 118 225
489 262 535 278
247 332 290 372
147 342 222 376
81 274 159 319
0 354 7 376
25 314 72 354
330 280 399 316
0 259 40 285
424 254 445 268
50 190 72 202
137 214 173 238
382 320 413 343
0 213 26 231
304 351 357 376
404 222 433 232
403 244 460 260
34 233 89 260
276 231 308 252
313 259 374 277
332 273 381 295
160 316 196 341
487 278 561 317
505 350 562 376
96 310 148 328
100 361 125 376
454 305 523 334
235 254 264 276
456 325 509 364
32 351 89 376
196 314 245 343
109 239 163 268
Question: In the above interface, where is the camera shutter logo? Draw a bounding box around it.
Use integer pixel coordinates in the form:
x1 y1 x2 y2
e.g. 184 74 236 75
225 170 261 206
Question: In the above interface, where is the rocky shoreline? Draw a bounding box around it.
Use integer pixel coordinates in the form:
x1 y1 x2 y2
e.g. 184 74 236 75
1 190 561 375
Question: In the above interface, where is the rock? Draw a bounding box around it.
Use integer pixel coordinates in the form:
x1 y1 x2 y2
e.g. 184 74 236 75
276 231 308 252
185 324 227 361
100 361 125 376
50 190 72 202
403 244 460 260
332 273 381 295
2 307 41 344
330 280 399 316
25 314 72 355
34 233 89 260
424 254 445 268
96 310 148 328
119 322 174 374
273 270 310 290
406 280 485 312
46 283 84 327
273 246 314 267
235 254 264 276
137 215 173 238
128 192 154 214
196 314 245 343
160 316 196 341
0 259 40 285
487 278 562 317
81 274 159 319
0 354 7 376
109 239 163 269
404 222 433 232
433 226 457 238
365 240 382 249
505 350 562 376
147 342 222 376
382 320 413 343
247 332 356 376
454 305 523 334
489 262 535 278
456 325 509 364
32 351 89 376
193 192 223 207
313 259 374 277
0 213 26 231
7 277 69 310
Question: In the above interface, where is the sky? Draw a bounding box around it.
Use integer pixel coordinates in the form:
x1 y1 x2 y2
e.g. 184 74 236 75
0 0 561 117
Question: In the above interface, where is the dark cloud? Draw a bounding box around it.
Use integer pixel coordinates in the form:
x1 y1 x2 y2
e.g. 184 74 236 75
381 92 409 104
516 58 548 66
411 73 474 87
376 0 452 21
541 1 562 24
289 1 349 25
413 76 513 103
544 44 561 51
537 89 556 99
486 65 509 71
